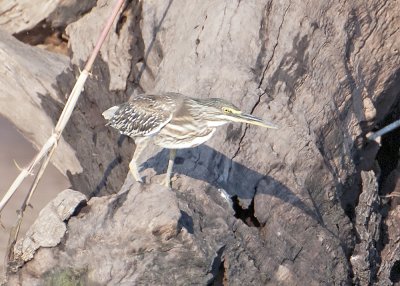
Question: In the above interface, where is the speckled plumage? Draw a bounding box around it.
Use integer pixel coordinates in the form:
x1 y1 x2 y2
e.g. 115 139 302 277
105 94 175 138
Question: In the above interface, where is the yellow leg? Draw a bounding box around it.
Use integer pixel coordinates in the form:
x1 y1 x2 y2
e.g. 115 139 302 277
162 149 176 187
129 139 148 183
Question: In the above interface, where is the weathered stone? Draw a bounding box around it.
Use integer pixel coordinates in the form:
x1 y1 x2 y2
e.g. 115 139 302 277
0 0 62 33
351 171 382 285
9 181 237 285
13 189 86 264
378 167 400 284
0 30 81 177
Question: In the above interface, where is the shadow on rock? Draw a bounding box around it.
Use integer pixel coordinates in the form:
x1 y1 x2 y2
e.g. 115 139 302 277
141 144 325 226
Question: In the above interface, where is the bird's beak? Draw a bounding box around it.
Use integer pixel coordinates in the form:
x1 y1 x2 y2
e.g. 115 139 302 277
232 113 278 129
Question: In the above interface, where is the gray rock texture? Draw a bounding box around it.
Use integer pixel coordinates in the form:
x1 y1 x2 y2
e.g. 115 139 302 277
1 0 400 284
11 190 87 267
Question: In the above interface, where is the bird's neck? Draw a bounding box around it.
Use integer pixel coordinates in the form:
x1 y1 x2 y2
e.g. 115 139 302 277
205 120 228 128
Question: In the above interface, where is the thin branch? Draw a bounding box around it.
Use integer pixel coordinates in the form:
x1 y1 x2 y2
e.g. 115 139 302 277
368 119 400 141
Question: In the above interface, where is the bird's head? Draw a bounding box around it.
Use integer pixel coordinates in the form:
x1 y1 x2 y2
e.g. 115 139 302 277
198 98 278 129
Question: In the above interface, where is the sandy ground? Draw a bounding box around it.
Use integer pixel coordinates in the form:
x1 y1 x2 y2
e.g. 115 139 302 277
0 116 69 278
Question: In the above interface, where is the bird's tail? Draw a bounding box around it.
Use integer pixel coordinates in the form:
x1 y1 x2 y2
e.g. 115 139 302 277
102 105 120 120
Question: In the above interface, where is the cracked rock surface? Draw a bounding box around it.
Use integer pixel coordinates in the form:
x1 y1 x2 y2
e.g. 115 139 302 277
1 0 400 284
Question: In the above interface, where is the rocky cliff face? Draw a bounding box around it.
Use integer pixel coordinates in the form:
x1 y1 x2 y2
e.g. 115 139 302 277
1 0 400 285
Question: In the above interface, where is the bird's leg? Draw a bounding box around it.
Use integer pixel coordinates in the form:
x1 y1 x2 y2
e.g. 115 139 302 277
162 149 176 187
129 139 148 183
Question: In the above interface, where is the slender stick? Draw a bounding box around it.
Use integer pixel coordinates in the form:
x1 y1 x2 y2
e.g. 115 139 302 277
368 119 400 141
0 0 125 212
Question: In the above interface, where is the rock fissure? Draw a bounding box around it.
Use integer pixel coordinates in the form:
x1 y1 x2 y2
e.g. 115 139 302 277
257 1 292 90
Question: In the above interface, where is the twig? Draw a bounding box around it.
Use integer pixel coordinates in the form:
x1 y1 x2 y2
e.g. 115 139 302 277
367 119 400 141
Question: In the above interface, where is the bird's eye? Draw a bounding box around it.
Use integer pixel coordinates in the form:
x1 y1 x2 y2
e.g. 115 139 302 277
223 107 232 113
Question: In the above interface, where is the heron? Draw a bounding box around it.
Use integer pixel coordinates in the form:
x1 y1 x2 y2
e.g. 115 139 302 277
102 92 277 187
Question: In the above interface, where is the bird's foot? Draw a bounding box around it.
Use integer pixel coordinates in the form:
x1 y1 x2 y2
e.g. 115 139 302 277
129 170 144 184
161 178 171 188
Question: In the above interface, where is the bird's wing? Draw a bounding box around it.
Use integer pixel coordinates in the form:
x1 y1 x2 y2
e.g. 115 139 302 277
105 96 173 137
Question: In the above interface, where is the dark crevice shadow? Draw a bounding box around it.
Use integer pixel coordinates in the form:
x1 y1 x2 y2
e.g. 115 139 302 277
210 259 225 286
231 195 261 227
178 210 194 234
376 103 400 194
390 260 400 284
208 245 226 286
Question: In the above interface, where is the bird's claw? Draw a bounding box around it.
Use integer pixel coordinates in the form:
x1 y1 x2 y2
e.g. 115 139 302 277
129 169 143 184
161 179 171 188
133 176 144 184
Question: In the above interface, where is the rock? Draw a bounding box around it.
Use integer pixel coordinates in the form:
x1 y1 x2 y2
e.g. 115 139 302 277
11 190 87 267
65 0 137 91
378 167 400 284
0 30 81 177
0 0 96 34
8 181 236 285
0 0 62 33
350 171 382 285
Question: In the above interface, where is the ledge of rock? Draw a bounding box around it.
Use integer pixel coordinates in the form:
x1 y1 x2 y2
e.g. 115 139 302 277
10 190 87 270
8 174 353 285
8 179 235 285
